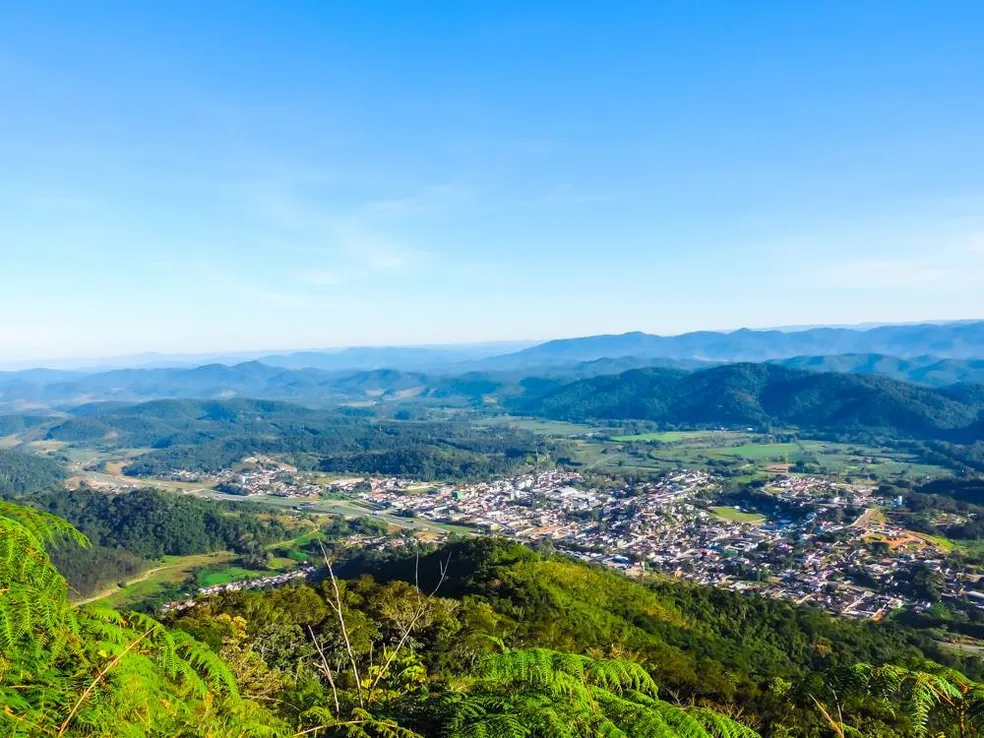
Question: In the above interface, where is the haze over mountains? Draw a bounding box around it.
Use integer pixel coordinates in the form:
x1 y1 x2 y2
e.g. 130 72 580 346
0 341 535 372
483 320 984 368
2 321 984 413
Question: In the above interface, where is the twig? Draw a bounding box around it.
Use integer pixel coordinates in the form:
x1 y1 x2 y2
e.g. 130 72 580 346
307 624 340 717
291 720 386 737
368 554 450 694
58 627 155 737
811 695 846 738
319 541 364 708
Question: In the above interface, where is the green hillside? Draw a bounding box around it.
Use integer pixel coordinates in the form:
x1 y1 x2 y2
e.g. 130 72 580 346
352 539 952 699
773 354 984 387
29 398 556 480
520 363 984 441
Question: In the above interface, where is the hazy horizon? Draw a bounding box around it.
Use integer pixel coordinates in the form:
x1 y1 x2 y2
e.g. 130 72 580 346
3 317 981 371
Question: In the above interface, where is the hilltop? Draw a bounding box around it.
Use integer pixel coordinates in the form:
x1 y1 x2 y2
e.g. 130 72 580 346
519 363 984 441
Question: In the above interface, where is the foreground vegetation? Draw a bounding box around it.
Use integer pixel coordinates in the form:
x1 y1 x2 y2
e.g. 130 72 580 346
1 501 761 737
7 498 984 736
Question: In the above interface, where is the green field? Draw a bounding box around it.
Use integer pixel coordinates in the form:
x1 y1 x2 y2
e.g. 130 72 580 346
724 443 803 460
196 565 273 588
710 506 767 525
561 427 951 482
476 416 601 436
86 551 236 608
952 539 984 559
612 431 722 443
88 550 308 608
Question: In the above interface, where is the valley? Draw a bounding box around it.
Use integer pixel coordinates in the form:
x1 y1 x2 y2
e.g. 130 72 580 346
7 7 984 734
5 336 984 738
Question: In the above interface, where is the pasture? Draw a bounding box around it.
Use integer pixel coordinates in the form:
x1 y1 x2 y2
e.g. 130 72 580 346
710 506 766 525
87 551 236 608
612 430 727 443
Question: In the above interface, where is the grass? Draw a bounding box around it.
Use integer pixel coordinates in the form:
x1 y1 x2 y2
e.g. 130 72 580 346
87 551 236 608
710 506 766 525
196 565 273 588
723 443 803 460
29 440 67 452
612 431 721 443
88 544 308 608
268 556 301 568
563 429 953 483
475 417 601 436
952 539 984 559
913 532 955 553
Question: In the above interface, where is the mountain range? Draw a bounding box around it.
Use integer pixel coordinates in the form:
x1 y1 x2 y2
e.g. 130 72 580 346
2 321 984 413
3 362 984 447
483 321 984 368
5 321 984 374
4 354 984 413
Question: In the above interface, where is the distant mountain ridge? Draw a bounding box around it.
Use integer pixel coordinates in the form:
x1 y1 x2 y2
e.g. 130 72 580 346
4 361 984 446
0 341 536 372
2 321 984 411
771 354 984 387
4 351 984 411
0 357 708 408
483 321 984 368
5 321 983 374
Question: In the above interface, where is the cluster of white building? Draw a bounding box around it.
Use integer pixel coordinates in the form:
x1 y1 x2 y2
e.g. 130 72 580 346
161 566 316 613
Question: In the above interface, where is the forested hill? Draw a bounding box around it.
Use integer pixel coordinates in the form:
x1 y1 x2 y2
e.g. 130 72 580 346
0 448 66 496
771 353 984 387
4 345 984 413
31 398 555 480
347 538 965 701
11 504 983 738
519 363 984 440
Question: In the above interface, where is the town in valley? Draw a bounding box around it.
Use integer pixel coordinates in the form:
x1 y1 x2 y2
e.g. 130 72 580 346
90 455 977 622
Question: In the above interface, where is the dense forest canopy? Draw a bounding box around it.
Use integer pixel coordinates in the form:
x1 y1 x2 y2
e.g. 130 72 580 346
15 486 295 599
347 539 972 695
167 536 984 736
0 501 770 737
520 363 984 441
15 398 556 480
0 448 66 496
33 487 290 559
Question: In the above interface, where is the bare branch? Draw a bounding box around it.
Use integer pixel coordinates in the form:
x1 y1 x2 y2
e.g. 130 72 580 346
368 554 451 695
811 695 846 738
307 624 340 718
318 540 365 709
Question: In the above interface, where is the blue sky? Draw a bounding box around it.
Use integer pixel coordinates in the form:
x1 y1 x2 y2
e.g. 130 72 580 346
2 2 984 361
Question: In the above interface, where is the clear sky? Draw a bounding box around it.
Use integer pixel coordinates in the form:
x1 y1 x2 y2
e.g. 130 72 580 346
2 2 984 361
